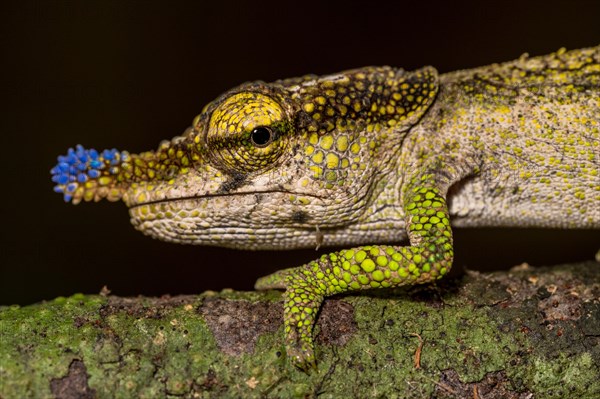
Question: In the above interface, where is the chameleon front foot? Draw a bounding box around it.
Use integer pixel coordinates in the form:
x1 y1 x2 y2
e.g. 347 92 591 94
256 265 325 371
282 273 325 371
285 326 318 372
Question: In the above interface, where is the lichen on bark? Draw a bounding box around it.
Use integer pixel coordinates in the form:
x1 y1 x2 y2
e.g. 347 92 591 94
1 261 599 398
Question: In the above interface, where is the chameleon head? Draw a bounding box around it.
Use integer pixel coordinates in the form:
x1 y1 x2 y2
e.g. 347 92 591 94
51 66 438 249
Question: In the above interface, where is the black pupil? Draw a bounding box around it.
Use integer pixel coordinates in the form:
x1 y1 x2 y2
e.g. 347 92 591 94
251 127 271 146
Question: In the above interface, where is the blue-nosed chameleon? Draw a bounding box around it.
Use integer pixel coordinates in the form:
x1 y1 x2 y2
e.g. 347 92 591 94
51 46 600 371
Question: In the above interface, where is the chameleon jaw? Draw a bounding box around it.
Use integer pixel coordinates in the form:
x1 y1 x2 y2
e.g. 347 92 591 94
126 184 379 249
126 188 326 207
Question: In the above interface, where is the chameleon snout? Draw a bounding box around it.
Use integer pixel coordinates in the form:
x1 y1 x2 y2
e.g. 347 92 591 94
51 145 130 204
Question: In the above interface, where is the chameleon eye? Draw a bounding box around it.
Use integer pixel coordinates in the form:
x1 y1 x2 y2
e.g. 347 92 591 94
250 127 273 147
207 92 291 173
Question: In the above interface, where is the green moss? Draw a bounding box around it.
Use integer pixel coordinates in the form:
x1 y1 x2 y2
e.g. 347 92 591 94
2 263 600 397
0 294 108 397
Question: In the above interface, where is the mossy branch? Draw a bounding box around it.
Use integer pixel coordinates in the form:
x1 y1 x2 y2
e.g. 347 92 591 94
1 261 599 398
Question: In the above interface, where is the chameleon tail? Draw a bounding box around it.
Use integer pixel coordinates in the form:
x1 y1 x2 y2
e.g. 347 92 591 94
254 267 296 290
50 145 130 204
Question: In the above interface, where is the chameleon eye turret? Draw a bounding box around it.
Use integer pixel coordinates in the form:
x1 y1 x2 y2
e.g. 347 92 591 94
203 92 292 173
52 46 600 371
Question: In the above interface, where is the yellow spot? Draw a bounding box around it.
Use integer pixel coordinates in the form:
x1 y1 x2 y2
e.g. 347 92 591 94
310 165 323 178
320 135 334 150
316 96 327 105
309 133 319 145
312 151 324 164
336 136 349 152
303 103 315 113
326 153 339 169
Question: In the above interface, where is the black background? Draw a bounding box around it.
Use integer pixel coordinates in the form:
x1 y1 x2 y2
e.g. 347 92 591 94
2 1 599 306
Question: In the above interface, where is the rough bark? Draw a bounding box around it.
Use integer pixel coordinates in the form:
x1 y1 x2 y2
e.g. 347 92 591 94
1 261 599 399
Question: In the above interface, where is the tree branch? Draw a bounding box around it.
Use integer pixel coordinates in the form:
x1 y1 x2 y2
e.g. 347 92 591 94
1 261 599 398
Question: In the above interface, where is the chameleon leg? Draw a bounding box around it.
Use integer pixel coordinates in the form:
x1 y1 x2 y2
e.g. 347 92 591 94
255 174 453 371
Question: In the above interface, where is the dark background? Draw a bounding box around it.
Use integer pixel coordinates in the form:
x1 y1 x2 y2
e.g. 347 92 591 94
1 1 599 306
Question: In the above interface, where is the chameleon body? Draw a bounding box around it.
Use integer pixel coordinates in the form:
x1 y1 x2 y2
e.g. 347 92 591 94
52 47 600 370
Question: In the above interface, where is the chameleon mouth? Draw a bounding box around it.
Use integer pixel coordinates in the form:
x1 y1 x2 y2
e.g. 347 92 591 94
130 189 326 208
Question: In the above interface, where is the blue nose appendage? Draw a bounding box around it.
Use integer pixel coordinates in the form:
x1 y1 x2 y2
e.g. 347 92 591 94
51 145 129 204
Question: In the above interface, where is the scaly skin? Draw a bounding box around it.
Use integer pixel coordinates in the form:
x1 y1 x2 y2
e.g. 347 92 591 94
51 46 600 371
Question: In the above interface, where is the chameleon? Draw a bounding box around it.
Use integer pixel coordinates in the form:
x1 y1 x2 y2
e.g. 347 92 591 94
51 46 600 371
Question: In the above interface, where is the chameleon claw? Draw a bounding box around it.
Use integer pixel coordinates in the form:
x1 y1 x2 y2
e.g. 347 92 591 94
288 343 317 373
